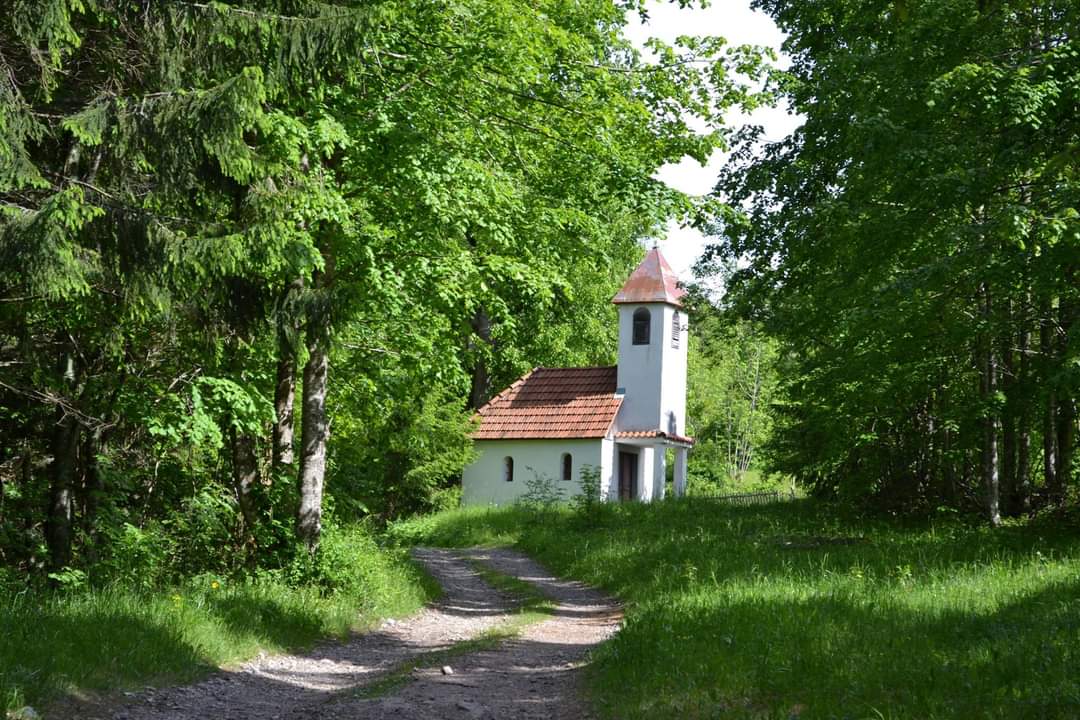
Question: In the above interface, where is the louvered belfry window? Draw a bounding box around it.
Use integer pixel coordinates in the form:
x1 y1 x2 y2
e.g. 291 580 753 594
672 311 681 348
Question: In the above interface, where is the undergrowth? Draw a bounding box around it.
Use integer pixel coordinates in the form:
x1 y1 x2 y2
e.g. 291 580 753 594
0 523 438 713
391 499 1080 720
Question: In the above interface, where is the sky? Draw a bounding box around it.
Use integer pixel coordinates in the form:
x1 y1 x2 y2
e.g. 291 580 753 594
622 1 802 281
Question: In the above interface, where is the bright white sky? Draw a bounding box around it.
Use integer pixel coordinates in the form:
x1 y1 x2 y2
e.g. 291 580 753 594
623 1 802 281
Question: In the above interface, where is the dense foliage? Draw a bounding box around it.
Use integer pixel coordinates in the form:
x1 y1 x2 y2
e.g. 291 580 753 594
684 285 781 491
0 1 767 580
710 0 1080 520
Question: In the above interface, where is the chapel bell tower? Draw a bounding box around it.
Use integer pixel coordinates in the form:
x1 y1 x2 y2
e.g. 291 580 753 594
613 247 688 436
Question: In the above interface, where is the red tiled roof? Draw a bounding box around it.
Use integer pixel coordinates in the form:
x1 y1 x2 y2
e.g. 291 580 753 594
473 367 622 440
615 429 696 445
612 247 685 306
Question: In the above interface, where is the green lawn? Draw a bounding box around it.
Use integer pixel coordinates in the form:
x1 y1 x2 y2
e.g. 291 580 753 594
391 499 1080 720
0 527 437 713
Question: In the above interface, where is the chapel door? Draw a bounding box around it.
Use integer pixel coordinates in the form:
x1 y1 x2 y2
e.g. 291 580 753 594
618 451 638 502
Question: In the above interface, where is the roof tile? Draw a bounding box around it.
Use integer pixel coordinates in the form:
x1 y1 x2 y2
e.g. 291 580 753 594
473 366 621 440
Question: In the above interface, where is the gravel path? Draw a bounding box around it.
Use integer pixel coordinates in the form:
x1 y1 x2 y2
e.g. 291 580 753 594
55 547 621 720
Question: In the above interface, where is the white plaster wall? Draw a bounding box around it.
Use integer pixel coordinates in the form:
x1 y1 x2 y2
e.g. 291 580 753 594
616 304 661 431
638 446 655 501
652 446 667 500
462 439 604 506
599 438 615 501
615 303 688 435
663 308 688 436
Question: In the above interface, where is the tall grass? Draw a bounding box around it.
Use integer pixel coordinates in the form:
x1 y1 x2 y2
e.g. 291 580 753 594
393 499 1080 719
0 524 436 713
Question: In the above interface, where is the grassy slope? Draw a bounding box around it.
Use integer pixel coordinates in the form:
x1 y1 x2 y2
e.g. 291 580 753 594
392 500 1080 720
0 532 437 712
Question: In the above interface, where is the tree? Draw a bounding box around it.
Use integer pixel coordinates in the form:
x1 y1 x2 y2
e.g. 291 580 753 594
1 0 771 573
709 0 1080 519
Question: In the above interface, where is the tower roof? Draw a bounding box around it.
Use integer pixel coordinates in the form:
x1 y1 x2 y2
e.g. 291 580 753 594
612 247 685 306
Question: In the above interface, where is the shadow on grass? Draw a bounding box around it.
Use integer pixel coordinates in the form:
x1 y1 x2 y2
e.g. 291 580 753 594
0 593 211 708
0 551 439 712
400 498 1080 719
592 573 1080 719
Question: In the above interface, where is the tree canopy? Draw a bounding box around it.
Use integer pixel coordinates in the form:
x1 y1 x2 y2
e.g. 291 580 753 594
709 0 1079 519
0 0 768 577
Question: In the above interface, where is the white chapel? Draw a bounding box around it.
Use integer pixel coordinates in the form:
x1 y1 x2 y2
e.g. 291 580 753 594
461 248 693 505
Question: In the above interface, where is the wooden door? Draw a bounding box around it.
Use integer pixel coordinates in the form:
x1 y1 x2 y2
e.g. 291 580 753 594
618 451 638 502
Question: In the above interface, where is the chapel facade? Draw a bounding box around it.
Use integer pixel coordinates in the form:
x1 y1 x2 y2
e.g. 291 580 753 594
461 247 692 505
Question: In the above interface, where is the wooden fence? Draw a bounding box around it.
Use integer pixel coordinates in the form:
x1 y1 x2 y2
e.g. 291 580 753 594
696 489 794 506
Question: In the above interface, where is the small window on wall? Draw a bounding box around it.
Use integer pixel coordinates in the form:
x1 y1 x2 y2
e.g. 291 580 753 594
503 457 514 482
632 307 651 345
561 453 572 481
672 311 681 348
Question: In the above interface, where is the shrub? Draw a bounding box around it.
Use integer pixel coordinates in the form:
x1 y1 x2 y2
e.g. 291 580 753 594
517 469 565 519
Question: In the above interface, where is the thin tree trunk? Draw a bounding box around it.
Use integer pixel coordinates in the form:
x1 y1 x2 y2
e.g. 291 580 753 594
296 256 333 553
1000 325 1017 515
468 306 493 410
230 427 260 546
1054 291 1075 490
1015 317 1032 514
81 430 105 563
273 278 303 472
273 334 297 470
47 410 79 572
1056 396 1075 496
297 336 328 552
980 283 1002 527
1041 298 1059 499
46 345 80 572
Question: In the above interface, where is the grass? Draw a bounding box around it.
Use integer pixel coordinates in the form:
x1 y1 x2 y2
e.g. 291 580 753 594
392 498 1080 720
0 530 438 714
356 559 554 699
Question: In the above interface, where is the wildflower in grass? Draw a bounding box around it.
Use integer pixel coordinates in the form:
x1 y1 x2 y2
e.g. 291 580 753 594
171 594 183 607
211 580 220 590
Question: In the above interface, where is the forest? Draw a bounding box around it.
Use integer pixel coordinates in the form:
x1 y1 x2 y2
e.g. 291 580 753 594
0 0 1078 714
0 0 774 584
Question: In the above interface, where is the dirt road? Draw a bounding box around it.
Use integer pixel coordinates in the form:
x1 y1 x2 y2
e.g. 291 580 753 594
58 547 621 720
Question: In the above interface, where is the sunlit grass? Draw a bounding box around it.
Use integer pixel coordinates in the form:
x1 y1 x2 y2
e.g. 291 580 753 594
394 499 1080 719
0 540 436 713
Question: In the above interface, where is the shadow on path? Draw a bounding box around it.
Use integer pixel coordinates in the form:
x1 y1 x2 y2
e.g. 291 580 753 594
53 547 621 720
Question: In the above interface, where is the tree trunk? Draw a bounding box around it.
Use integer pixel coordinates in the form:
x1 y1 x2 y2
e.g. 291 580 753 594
296 258 333 553
46 346 80 572
980 283 1001 527
1057 396 1076 495
1041 299 1059 499
273 334 297 471
1015 318 1032 515
47 408 79 571
1000 328 1017 515
468 306 493 410
230 427 260 546
80 430 105 563
296 336 328 552
1054 292 1075 491
273 278 303 472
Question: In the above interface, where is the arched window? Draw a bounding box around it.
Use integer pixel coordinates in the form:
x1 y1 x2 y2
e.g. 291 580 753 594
671 311 681 348
561 453 572 482
503 457 514 482
632 307 651 345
